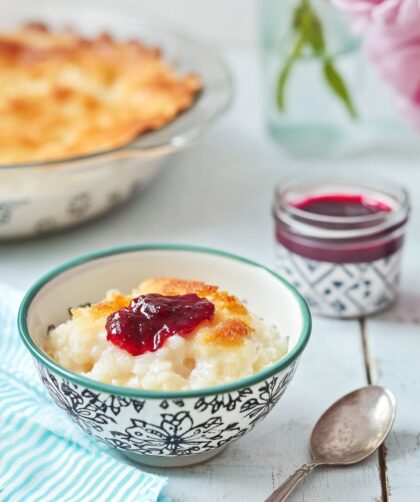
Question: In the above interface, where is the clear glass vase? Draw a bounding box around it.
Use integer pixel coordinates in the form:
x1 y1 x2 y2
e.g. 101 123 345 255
259 0 413 158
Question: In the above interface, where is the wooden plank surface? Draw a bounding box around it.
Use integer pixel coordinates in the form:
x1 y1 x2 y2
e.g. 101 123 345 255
364 236 420 502
161 318 381 502
365 318 420 502
363 153 420 502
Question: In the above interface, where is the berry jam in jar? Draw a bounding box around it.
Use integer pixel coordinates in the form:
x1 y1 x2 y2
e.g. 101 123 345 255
273 177 410 318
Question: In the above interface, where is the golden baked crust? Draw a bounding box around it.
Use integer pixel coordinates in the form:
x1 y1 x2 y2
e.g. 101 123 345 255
71 278 252 346
137 278 249 316
0 23 201 164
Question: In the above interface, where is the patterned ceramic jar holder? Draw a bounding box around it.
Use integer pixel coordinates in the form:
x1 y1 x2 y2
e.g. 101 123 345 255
273 177 410 318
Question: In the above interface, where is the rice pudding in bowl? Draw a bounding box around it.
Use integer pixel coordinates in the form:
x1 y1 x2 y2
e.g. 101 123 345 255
19 245 311 467
45 278 288 391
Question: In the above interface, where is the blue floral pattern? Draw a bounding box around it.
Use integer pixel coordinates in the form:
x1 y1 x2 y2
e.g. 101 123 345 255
36 361 297 457
276 246 402 317
38 365 115 434
240 362 296 425
107 412 224 455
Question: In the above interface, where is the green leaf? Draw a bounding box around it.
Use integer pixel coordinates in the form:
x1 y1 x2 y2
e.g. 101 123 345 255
295 1 325 54
276 32 305 112
276 0 357 119
323 59 357 119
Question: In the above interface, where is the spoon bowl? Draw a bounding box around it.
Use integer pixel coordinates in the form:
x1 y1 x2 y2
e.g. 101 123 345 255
266 385 396 502
311 385 396 465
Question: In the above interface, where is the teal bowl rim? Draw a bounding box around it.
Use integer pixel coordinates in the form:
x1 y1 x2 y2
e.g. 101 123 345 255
18 244 311 399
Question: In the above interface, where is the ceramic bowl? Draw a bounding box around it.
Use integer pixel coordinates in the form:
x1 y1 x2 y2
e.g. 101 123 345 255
18 245 311 467
0 0 231 239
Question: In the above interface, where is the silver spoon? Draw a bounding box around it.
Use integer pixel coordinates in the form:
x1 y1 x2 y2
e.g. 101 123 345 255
265 385 396 502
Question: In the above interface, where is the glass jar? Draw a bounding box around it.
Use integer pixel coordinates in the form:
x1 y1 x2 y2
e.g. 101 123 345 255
259 0 418 158
273 177 410 318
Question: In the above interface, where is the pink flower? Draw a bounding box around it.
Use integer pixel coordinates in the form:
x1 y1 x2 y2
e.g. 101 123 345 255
331 0 389 32
333 0 420 127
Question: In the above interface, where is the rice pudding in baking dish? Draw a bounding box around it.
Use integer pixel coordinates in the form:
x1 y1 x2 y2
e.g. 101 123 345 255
0 23 201 164
45 278 288 390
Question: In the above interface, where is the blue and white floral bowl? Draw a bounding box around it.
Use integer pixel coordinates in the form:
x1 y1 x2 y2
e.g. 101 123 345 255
18 245 311 467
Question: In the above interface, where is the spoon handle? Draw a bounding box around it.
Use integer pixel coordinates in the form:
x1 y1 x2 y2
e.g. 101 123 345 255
265 463 318 502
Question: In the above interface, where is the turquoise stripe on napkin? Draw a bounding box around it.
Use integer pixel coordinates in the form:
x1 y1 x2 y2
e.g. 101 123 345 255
0 285 168 502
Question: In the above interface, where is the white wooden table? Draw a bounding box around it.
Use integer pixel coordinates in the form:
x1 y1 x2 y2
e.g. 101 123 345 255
1 43 419 502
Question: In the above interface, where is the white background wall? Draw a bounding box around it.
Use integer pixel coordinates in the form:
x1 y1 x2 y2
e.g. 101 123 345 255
115 0 257 44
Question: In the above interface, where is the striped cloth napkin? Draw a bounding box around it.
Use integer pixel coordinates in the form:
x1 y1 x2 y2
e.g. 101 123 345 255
0 284 168 502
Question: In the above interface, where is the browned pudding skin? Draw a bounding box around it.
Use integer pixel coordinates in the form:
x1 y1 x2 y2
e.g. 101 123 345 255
0 23 202 164
71 278 252 347
72 294 130 319
204 319 250 347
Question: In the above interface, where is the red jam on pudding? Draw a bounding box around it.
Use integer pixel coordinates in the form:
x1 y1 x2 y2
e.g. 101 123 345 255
106 293 215 356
